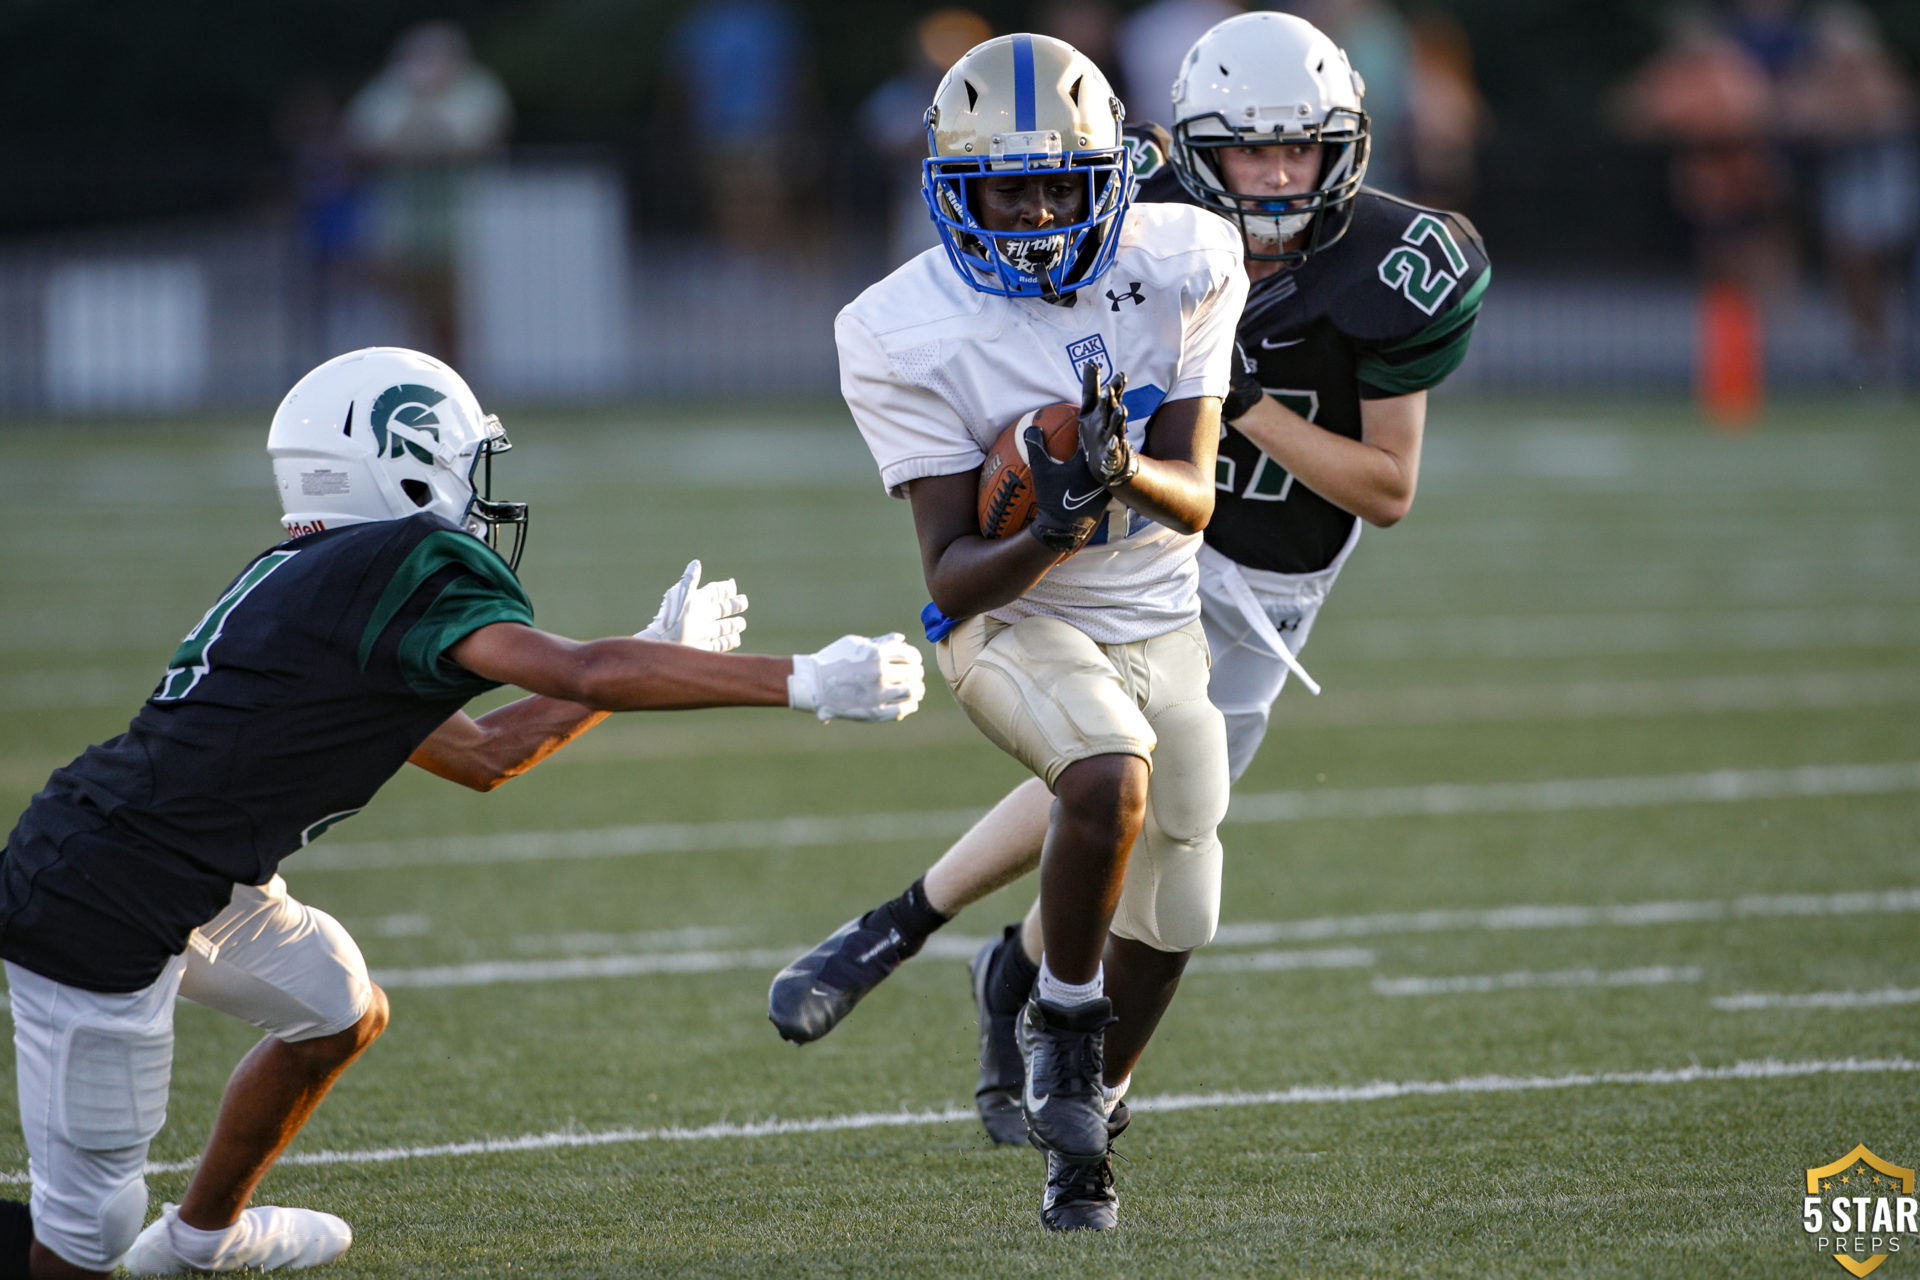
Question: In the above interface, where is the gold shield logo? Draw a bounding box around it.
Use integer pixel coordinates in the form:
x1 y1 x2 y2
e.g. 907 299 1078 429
1804 1145 1918 1277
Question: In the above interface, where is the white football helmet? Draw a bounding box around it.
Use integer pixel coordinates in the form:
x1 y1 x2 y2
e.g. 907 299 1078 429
267 348 528 567
922 34 1133 301
1170 12 1370 263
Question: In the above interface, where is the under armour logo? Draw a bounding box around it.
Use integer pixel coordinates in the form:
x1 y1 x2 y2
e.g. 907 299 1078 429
1106 282 1145 310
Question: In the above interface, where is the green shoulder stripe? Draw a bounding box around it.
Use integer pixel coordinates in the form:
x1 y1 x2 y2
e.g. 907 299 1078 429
1358 268 1491 396
359 529 534 698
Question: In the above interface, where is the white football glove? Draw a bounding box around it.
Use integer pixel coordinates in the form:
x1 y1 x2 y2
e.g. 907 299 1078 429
788 632 926 723
636 560 748 653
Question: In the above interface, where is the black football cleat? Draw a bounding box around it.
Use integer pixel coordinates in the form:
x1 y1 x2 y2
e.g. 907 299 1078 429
768 913 921 1044
1040 1103 1130 1232
1016 996 1115 1163
969 928 1031 1145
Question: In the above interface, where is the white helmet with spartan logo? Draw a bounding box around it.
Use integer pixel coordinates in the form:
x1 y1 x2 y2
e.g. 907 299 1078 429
267 347 528 568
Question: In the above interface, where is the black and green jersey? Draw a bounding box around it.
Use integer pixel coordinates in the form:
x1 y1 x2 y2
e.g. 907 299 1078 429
1127 123 1491 575
0 513 533 992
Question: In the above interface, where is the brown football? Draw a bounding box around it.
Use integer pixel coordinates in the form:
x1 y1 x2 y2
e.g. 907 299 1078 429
978 402 1080 538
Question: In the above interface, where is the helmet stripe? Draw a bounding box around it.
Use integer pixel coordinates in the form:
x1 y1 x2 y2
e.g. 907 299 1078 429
1012 34 1035 132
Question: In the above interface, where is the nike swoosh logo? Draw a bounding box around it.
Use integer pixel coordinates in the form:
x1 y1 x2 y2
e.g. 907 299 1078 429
1062 489 1104 510
1025 1074 1050 1112
1260 336 1304 349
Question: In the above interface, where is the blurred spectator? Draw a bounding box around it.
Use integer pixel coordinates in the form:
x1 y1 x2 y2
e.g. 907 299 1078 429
856 8 993 267
345 22 512 362
1609 6 1794 297
1039 0 1120 82
1726 0 1812 81
1116 0 1242 121
276 80 365 364
1292 0 1414 192
664 0 813 250
1405 8 1488 211
1785 1 1919 380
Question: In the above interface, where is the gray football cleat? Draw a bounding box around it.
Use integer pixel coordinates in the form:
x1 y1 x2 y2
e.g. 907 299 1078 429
1016 996 1114 1164
969 927 1030 1145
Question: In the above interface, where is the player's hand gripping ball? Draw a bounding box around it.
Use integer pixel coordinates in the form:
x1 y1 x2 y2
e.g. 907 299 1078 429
977 403 1081 538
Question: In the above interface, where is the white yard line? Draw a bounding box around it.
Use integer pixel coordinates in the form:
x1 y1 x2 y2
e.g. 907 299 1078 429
1 1056 1907 1184
303 761 1920 871
1210 886 1920 945
363 886 1919 991
1371 965 1702 997
373 946 1373 990
1713 987 1920 1011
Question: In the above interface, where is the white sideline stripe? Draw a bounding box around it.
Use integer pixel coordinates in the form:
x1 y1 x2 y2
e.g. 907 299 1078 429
1 1056 1908 1185
1209 887 1920 945
1372 965 1702 997
304 762 1920 871
1713 987 1920 1011
373 946 1371 990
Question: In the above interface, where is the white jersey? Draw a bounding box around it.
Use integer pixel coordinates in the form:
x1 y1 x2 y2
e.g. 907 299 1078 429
837 202 1247 644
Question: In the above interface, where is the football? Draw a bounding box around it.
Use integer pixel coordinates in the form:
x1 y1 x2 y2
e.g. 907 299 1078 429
977 402 1080 538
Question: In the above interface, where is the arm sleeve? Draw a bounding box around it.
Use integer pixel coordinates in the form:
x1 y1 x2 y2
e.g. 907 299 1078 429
1356 209 1491 400
1356 268 1489 399
1168 232 1250 403
836 308 985 498
359 530 536 699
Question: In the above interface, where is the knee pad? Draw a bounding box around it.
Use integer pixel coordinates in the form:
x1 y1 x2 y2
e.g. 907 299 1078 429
1134 825 1224 951
97 1176 148 1265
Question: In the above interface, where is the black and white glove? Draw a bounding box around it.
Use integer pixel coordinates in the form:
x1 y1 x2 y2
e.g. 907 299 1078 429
788 633 926 722
1077 359 1138 487
1026 423 1110 553
636 559 749 652
1221 340 1266 422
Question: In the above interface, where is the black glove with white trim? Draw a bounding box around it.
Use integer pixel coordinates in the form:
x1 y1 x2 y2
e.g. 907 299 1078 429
1222 340 1266 422
1026 424 1110 553
1076 360 1137 486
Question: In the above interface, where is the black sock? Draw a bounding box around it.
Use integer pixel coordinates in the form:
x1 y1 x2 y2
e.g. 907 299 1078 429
859 877 950 957
0 1199 31 1280
987 921 1039 1013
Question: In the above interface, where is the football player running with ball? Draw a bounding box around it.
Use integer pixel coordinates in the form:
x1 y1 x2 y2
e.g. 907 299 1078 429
769 12 1489 1230
0 347 924 1280
785 33 1246 1233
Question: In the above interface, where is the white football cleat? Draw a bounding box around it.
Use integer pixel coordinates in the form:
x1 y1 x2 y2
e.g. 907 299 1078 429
123 1202 353 1275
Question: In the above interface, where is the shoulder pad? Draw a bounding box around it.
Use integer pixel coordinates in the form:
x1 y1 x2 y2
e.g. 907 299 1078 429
1122 122 1175 194
1320 190 1490 345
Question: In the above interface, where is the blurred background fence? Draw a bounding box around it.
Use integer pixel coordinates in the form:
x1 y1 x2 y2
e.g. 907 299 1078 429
2 0 1915 414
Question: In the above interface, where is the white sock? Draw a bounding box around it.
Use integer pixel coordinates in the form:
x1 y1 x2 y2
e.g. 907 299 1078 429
1035 958 1104 1008
168 1209 249 1270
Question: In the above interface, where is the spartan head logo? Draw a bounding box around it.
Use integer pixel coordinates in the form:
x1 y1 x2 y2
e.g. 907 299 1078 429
370 384 446 464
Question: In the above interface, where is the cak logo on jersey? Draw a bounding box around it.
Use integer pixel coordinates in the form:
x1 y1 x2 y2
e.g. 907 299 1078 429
1066 335 1114 383
370 384 447 464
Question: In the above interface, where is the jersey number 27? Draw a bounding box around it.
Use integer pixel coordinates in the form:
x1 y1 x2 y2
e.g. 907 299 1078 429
1217 391 1317 502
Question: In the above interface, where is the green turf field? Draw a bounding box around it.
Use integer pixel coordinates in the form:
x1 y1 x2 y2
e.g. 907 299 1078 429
0 396 1915 1277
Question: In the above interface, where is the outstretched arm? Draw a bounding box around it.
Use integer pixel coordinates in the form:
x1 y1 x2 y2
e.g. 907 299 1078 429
410 698 611 792
1228 388 1426 527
